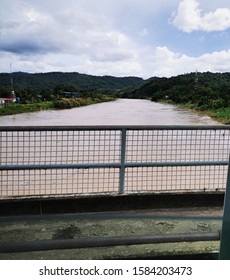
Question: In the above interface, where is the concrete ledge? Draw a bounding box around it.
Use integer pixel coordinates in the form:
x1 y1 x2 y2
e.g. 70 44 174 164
0 192 224 216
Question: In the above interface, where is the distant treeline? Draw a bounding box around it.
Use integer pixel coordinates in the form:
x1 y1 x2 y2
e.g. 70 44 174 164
123 72 230 111
0 71 144 93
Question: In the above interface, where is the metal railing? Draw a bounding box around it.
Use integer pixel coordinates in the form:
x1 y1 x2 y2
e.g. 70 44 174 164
219 154 230 259
0 125 229 198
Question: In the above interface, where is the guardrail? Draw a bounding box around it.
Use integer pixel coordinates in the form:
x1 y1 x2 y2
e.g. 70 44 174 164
0 125 229 198
219 154 230 259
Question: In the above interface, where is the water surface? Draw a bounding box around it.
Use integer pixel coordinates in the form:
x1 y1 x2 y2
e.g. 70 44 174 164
0 99 219 126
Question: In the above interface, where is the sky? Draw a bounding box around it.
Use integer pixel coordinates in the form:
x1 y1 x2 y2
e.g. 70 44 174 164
0 0 230 78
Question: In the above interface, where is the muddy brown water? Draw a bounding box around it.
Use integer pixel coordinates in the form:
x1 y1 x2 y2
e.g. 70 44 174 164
0 99 220 126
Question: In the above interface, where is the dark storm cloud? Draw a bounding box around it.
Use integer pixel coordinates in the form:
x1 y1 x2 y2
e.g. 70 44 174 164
0 40 60 55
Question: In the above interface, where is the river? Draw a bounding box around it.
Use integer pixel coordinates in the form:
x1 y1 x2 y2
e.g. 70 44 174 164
0 99 220 126
1 99 229 198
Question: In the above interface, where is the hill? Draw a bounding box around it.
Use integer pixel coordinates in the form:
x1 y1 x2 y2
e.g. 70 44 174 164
0 72 144 92
124 72 230 109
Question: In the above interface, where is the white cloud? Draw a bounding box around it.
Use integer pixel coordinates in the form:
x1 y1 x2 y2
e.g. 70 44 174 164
0 0 151 77
153 46 230 77
171 0 230 32
1 0 230 78
1 43 230 78
0 2 138 63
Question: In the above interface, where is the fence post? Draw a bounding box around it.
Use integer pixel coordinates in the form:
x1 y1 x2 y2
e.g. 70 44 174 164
119 128 126 194
219 154 230 259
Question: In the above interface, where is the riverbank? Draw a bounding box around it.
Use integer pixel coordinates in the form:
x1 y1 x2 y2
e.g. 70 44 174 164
179 103 230 124
156 100 229 124
201 108 230 125
0 101 54 116
0 96 116 117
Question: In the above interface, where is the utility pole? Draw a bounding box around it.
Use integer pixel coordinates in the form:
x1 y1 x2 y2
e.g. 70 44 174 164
10 63 16 99
194 70 198 90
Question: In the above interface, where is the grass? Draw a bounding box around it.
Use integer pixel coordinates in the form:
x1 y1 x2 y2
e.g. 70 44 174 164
208 108 230 124
0 96 116 117
0 102 54 116
174 102 230 124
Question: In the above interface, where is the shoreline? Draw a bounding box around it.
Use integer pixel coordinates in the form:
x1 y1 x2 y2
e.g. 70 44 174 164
158 100 229 125
0 96 116 117
179 104 230 125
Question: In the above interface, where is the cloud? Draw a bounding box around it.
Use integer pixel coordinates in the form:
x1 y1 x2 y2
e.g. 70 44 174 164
171 0 230 32
1 43 230 78
1 0 230 78
0 3 61 55
0 1 137 62
0 0 147 77
153 46 230 77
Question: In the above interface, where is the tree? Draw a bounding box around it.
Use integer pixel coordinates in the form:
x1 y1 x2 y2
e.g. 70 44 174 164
0 86 11 98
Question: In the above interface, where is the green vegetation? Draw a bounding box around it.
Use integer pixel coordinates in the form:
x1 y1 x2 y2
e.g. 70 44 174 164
200 107 230 124
53 96 115 110
0 96 116 116
123 72 230 124
0 71 140 116
0 102 54 116
0 71 127 116
0 72 144 92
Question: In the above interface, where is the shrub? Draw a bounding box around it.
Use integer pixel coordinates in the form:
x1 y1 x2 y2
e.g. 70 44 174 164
54 98 71 109
76 98 86 106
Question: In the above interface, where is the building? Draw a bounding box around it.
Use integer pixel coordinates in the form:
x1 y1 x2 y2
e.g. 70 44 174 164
0 97 16 107
61 91 81 98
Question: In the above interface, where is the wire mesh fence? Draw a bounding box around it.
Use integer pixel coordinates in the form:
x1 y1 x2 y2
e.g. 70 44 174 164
0 129 121 165
0 125 229 198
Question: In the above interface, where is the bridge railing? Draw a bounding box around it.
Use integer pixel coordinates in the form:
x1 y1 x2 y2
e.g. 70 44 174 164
0 125 229 198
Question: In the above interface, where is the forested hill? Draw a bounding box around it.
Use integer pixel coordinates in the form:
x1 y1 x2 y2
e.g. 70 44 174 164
123 72 230 110
0 72 144 92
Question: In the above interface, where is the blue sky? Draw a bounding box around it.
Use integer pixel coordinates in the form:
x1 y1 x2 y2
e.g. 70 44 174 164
0 0 230 78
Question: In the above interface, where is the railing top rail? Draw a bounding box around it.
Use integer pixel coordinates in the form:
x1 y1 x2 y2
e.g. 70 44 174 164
0 125 229 131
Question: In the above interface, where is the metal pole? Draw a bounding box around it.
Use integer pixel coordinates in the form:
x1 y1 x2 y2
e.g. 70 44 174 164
219 155 230 259
1 160 227 171
119 128 126 194
0 232 220 253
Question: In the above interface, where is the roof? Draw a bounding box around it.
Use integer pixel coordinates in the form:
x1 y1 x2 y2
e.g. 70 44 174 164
3 98 15 101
